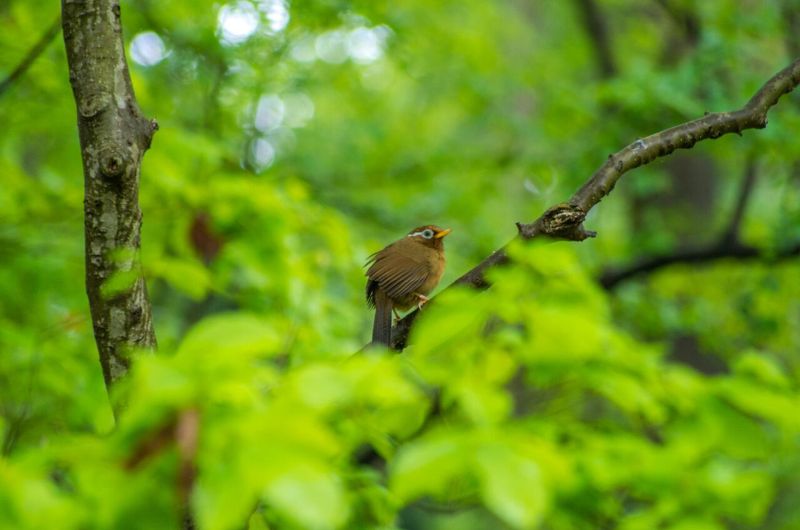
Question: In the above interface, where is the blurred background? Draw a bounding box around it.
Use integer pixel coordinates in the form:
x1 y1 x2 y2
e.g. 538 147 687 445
1 0 800 529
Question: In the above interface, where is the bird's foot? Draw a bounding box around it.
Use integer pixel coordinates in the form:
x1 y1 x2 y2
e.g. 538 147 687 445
393 308 402 324
414 293 430 310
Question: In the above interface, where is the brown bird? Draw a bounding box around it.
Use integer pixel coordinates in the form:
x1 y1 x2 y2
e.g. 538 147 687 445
366 225 451 345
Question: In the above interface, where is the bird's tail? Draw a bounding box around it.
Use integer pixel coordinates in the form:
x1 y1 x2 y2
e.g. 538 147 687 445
371 288 393 346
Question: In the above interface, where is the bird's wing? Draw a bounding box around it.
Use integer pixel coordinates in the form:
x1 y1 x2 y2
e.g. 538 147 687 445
366 248 430 302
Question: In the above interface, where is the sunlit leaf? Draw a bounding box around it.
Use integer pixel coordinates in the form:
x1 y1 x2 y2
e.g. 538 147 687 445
473 444 548 529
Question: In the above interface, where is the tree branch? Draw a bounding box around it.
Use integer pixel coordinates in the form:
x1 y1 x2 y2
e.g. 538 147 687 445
780 0 800 59
598 159 786 289
568 59 799 214
600 241 800 290
653 0 701 49
720 159 757 245
0 16 61 97
389 57 800 351
573 0 617 79
62 0 159 391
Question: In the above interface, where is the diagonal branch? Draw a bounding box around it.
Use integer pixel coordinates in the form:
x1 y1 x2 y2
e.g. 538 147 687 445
567 59 799 215
389 57 800 351
0 16 61 97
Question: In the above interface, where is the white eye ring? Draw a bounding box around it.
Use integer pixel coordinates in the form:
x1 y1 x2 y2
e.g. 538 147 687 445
422 229 434 239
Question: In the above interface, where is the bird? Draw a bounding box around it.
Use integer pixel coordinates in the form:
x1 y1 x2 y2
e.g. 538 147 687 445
365 225 451 346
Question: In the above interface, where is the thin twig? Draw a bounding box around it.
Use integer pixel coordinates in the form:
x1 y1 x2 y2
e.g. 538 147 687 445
721 159 758 245
0 16 61 97
574 0 616 78
653 0 701 48
599 158 775 289
599 241 800 290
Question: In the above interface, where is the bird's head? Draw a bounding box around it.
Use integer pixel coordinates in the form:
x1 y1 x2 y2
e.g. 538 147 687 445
407 225 451 249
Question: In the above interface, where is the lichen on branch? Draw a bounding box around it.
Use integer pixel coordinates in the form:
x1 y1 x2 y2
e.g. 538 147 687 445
62 0 158 390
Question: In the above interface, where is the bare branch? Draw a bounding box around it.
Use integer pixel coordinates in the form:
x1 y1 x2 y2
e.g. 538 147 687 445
598 159 778 290
573 0 616 78
600 241 800 290
388 57 800 351
0 16 61 97
62 0 158 391
653 0 701 49
569 58 800 215
720 159 758 245
781 0 800 58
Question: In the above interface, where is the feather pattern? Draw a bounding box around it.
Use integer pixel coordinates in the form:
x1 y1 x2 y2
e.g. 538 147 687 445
366 239 431 309
365 225 449 345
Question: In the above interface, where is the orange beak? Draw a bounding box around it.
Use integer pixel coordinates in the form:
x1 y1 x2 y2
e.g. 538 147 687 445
434 228 452 239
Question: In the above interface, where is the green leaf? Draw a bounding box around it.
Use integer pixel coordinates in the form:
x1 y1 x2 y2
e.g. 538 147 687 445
732 351 790 389
263 464 348 529
391 434 472 502
176 313 282 361
716 378 800 432
665 518 724 530
248 512 270 530
0 460 81 529
100 267 141 298
149 257 212 300
473 444 548 529
453 379 511 425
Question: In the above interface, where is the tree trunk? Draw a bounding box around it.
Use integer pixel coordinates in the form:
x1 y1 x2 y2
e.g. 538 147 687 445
61 0 158 392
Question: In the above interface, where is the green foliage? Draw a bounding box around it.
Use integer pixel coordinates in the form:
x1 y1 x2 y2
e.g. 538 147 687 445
2 0 800 528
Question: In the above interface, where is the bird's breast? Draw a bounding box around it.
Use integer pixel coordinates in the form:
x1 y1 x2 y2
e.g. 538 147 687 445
417 247 445 296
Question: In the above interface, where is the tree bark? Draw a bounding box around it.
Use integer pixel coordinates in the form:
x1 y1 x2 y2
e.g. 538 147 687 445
62 0 158 391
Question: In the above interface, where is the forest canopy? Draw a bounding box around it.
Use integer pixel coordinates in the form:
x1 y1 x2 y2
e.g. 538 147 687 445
1 1 799 529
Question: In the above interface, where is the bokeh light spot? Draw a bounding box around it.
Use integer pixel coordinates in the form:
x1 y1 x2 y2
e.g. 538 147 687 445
290 35 316 63
259 0 290 33
218 1 259 46
315 31 349 64
255 94 285 132
250 138 276 171
347 26 388 64
282 93 315 128
130 31 167 67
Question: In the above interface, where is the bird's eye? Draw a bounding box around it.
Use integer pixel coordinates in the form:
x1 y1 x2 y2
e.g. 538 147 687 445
422 229 434 239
